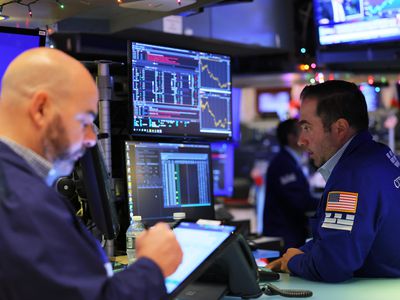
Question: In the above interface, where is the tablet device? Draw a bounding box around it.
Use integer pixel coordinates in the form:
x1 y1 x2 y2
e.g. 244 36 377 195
165 221 236 299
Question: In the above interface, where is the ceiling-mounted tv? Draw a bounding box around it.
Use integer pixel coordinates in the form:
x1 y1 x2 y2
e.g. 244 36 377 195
314 0 400 46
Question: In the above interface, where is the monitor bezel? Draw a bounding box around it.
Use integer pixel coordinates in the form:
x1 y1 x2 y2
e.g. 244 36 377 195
124 140 216 226
127 40 233 142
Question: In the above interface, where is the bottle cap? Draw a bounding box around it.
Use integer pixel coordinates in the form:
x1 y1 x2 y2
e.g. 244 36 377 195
132 215 142 221
173 212 186 220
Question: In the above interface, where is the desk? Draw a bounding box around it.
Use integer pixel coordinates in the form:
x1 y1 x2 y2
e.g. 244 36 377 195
224 273 400 300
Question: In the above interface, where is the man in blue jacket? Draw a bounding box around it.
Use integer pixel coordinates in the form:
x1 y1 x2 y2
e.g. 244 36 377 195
0 48 182 299
268 80 400 282
263 119 318 249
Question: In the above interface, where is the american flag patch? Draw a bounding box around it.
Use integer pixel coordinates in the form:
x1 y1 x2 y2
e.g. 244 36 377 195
325 191 358 213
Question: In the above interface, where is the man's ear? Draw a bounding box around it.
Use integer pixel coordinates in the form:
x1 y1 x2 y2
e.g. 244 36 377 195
332 118 350 140
28 91 52 129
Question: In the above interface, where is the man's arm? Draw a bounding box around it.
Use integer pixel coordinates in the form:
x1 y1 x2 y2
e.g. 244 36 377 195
267 248 304 273
285 176 380 282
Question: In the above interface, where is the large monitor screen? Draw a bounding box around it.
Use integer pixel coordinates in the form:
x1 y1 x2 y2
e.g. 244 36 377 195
0 26 46 83
314 0 400 46
125 141 215 225
129 42 232 139
211 142 234 197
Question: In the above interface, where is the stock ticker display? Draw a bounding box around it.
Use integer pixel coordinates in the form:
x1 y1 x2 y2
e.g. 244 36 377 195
130 42 232 139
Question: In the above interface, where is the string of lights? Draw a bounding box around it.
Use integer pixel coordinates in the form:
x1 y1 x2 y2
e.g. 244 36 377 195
0 0 64 19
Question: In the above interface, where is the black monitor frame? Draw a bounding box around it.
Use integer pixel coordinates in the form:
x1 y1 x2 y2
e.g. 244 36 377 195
79 145 118 240
127 40 232 141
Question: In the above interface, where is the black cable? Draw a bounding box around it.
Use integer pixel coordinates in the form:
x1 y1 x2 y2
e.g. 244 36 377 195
262 283 313 298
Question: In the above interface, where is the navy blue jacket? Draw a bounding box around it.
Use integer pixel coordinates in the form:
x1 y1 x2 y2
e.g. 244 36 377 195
288 131 400 282
0 142 167 300
263 147 318 249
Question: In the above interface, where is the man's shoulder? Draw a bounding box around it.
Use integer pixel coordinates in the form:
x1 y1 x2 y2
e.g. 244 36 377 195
344 139 397 171
270 150 297 168
0 154 59 211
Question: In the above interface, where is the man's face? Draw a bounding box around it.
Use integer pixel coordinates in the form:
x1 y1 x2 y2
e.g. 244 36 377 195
298 98 338 167
43 87 98 176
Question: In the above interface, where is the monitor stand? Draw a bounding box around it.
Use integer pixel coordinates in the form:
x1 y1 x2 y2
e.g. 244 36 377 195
177 282 228 300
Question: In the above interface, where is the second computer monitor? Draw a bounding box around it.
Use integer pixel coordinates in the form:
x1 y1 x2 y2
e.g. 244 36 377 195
125 141 215 225
211 142 234 197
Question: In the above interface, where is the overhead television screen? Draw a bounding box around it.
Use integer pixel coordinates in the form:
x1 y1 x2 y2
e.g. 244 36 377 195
129 42 232 139
359 83 380 111
314 0 400 46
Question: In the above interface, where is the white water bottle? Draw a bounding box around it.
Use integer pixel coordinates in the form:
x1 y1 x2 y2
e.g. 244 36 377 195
173 212 186 225
126 215 145 265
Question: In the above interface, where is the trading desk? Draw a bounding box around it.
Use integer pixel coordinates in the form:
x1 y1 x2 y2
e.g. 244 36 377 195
224 273 400 300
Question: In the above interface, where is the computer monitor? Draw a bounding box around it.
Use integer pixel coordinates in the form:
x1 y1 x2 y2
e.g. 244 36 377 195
211 142 234 197
314 0 400 46
257 90 290 120
125 141 215 225
128 41 232 139
0 26 46 83
231 87 241 143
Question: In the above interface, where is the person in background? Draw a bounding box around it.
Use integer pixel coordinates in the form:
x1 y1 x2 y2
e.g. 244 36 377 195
263 118 318 250
268 80 400 282
0 47 182 299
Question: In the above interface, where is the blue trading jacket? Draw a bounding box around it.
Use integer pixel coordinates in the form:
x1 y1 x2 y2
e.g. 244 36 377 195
288 131 400 282
263 148 318 249
0 142 167 300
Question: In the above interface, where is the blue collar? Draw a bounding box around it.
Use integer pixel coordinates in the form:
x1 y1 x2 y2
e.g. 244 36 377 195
0 137 52 182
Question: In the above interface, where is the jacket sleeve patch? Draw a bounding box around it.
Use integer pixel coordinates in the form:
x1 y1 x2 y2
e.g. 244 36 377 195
325 191 358 213
322 212 355 231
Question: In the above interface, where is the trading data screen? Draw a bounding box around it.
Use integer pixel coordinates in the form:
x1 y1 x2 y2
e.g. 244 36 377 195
211 142 234 197
125 141 215 224
130 42 232 139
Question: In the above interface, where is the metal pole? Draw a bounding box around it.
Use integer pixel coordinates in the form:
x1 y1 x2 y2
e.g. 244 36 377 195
96 61 114 257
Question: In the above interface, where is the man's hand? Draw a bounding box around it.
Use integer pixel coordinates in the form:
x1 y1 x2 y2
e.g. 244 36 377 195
267 248 304 273
135 223 183 277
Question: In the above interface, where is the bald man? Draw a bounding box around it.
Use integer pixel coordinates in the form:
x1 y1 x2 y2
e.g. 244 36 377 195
0 48 182 300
